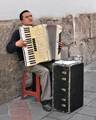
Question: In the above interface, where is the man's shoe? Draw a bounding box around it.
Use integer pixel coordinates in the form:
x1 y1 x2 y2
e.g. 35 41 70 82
42 104 52 112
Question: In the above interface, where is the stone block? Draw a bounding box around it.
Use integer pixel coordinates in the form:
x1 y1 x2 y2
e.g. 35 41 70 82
0 54 23 104
0 20 20 55
74 14 90 41
90 13 96 38
62 15 74 45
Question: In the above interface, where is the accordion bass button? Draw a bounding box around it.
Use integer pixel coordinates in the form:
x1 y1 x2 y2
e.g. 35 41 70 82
61 71 67 75
61 104 66 107
61 98 66 102
61 77 66 81
61 88 66 92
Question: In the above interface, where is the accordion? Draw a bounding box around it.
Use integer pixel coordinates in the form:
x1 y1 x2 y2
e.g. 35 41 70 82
19 24 62 66
52 60 84 113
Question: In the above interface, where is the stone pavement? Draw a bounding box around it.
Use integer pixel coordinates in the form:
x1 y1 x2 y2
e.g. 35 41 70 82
1 61 96 120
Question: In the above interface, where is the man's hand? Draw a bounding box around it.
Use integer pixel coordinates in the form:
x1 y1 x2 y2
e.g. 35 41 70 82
15 39 26 47
59 41 64 48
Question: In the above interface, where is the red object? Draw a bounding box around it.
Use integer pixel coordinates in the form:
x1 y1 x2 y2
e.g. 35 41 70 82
22 68 40 102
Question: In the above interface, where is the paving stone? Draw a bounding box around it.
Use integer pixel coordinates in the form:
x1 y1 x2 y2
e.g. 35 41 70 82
8 98 32 120
47 111 77 120
87 98 96 107
84 91 96 105
0 114 10 120
27 102 49 120
84 97 95 106
84 91 96 99
0 103 8 115
78 106 96 116
41 117 56 120
69 114 95 120
84 72 96 92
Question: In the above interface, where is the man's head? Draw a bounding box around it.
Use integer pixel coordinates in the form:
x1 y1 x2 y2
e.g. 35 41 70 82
19 10 33 26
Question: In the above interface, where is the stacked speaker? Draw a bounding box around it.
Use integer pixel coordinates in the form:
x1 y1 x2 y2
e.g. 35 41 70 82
52 60 84 113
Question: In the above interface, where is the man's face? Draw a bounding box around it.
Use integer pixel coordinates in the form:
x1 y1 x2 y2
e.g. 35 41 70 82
21 12 33 26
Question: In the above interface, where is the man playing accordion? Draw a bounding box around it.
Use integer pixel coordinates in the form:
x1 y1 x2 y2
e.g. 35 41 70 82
6 10 64 112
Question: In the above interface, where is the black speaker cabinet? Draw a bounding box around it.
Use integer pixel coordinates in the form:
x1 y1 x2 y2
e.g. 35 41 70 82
52 60 84 113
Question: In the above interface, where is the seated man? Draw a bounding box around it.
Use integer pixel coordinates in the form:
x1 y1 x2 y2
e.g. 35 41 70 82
6 10 52 112
6 10 64 112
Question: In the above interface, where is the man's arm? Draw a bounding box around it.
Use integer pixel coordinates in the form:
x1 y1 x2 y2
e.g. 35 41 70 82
6 29 26 53
6 30 20 53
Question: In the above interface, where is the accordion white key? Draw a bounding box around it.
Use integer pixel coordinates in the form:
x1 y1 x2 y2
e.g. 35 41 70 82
19 24 62 66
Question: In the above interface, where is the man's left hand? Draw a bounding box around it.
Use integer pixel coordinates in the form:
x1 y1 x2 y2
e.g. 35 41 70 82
59 41 64 48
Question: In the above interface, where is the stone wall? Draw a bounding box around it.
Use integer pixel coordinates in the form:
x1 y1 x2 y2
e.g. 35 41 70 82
0 20 22 104
1 13 96 104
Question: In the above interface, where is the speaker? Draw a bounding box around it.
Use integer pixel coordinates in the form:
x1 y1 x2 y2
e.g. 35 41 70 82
52 60 84 113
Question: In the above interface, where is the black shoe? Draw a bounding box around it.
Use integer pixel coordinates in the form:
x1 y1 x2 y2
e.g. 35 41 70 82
42 104 52 112
41 99 52 105
41 100 52 112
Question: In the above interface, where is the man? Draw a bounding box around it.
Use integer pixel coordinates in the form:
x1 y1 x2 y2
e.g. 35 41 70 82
6 10 64 112
6 10 52 112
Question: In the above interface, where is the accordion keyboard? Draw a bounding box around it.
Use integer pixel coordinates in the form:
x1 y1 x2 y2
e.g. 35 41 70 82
19 25 51 66
23 27 36 66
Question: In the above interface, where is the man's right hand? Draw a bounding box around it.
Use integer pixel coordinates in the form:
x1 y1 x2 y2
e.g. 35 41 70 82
15 39 26 47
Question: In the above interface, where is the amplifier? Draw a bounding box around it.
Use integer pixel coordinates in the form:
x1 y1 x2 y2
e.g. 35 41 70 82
52 60 84 113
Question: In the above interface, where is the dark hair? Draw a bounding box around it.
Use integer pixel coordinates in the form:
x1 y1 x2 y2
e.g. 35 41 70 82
19 10 30 20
